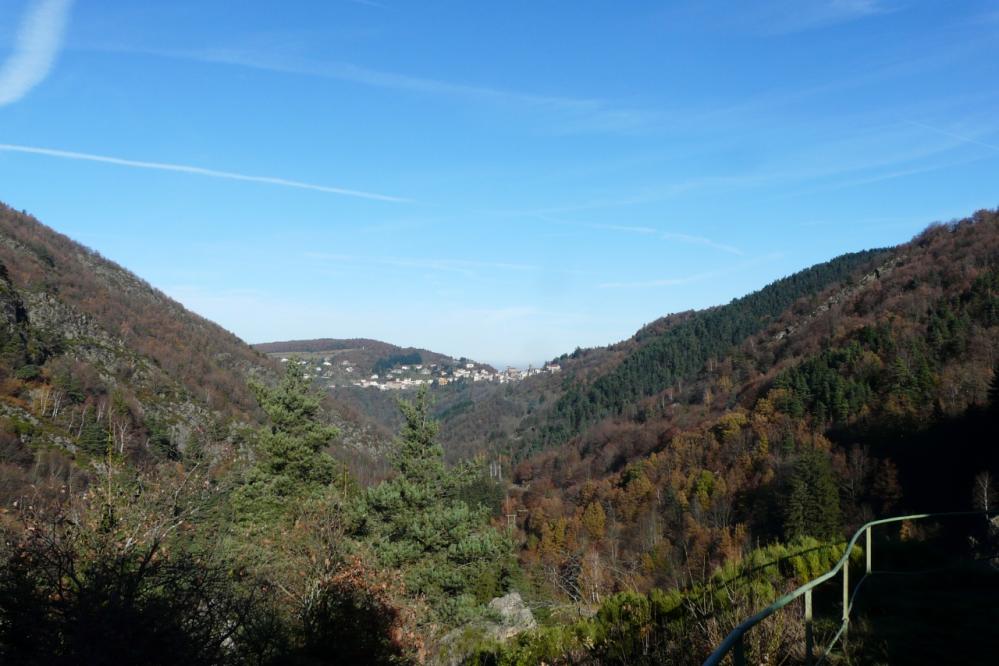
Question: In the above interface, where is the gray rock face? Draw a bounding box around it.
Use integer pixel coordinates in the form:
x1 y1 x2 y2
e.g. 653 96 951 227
436 592 537 665
0 262 30 350
486 591 536 641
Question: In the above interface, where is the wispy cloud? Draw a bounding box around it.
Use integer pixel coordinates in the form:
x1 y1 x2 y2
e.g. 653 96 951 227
599 253 781 289
154 47 599 110
0 0 73 106
667 0 894 36
497 174 774 219
747 0 894 35
582 223 744 255
905 120 999 153
588 223 658 235
599 272 718 289
776 152 993 200
660 232 744 255
112 46 655 134
452 306 543 325
797 214 917 228
0 143 409 202
305 251 585 278
512 116 990 219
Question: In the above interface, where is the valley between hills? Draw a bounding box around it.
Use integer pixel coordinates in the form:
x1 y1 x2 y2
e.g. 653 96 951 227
1 202 998 664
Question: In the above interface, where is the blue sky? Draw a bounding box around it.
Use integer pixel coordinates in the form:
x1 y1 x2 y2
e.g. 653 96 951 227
1 1 997 367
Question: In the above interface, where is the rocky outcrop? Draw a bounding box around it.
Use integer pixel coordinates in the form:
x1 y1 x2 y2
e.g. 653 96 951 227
485 591 537 641
437 591 538 665
0 262 28 329
774 254 905 341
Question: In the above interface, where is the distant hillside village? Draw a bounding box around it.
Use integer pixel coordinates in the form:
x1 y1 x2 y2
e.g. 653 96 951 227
281 356 561 391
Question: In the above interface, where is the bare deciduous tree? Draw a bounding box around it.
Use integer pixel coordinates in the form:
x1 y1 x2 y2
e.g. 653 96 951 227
974 470 996 514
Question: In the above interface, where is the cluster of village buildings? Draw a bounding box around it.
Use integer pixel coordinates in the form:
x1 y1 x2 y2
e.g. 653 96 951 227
279 356 561 391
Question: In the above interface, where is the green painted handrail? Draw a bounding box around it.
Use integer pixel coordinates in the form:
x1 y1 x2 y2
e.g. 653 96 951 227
703 511 987 666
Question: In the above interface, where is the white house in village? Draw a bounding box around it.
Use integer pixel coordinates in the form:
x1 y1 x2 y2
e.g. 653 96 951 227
288 354 549 392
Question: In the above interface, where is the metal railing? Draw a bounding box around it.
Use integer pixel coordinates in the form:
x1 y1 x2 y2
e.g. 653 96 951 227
703 511 987 666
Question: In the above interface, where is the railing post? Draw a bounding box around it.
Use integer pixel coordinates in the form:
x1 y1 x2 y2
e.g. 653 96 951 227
804 588 814 666
842 559 850 641
702 513 984 666
866 526 872 574
733 634 745 666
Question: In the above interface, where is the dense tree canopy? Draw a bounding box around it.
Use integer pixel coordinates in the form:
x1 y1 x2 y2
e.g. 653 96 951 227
352 388 513 626
535 249 888 453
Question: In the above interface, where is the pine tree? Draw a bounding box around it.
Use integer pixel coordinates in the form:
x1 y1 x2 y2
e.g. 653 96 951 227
393 390 446 488
233 360 340 525
782 450 842 541
352 387 512 626
582 501 607 541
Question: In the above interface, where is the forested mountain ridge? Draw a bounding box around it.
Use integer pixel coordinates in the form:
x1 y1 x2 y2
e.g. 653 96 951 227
434 245 891 462
0 203 266 416
533 248 890 450
493 210 999 617
0 203 388 497
443 211 999 664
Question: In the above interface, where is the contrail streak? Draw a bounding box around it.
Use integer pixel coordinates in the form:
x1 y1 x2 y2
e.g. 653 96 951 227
0 143 410 203
0 0 74 106
905 120 999 153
